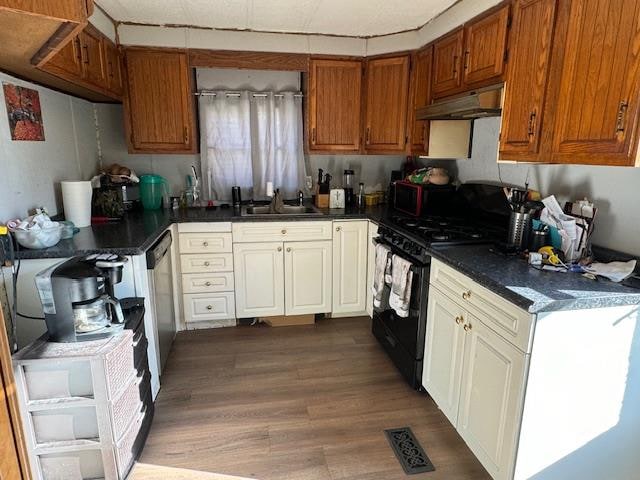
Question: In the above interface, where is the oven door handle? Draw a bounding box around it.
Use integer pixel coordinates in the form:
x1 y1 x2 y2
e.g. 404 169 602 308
373 238 427 271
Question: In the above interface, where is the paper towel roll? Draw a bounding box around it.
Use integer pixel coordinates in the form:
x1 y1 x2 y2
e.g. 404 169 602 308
61 181 92 228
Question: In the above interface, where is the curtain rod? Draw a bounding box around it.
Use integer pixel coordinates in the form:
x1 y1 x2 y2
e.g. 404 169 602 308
195 91 303 98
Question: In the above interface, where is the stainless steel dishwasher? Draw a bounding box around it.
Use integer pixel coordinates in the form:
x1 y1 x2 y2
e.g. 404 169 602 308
146 231 176 375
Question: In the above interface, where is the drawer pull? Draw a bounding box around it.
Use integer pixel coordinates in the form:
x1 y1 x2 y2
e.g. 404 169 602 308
205 281 212 287
463 323 472 332
204 261 210 267
203 241 209 247
206 305 213 311
336 226 342 232
462 290 472 300
277 246 283 252
286 247 292 252
455 315 464 325
281 229 287 234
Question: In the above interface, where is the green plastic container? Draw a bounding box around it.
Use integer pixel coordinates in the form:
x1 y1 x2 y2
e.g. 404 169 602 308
139 175 168 210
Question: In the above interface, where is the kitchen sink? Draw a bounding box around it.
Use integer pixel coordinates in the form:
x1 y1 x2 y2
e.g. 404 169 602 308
241 205 324 216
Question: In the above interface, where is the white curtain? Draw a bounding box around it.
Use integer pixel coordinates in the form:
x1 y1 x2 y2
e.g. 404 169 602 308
200 91 306 201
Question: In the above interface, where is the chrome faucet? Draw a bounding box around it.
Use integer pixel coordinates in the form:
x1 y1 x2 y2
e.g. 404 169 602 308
297 190 304 206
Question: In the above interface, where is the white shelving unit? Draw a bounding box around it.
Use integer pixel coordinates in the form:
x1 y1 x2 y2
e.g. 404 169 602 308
12 330 147 480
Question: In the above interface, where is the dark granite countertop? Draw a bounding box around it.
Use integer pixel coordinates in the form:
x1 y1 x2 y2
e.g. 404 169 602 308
427 244 640 313
9 205 639 313
12 205 387 259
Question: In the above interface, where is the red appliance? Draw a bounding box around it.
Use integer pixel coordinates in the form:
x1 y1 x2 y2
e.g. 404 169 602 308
393 181 424 216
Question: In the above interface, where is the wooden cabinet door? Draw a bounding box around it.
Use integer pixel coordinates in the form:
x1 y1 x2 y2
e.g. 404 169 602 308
124 49 197 153
457 316 526 480
309 58 362 152
432 29 464 98
363 55 410 152
332 221 368 314
365 221 378 318
463 6 510 86
422 288 467 426
78 28 105 86
233 242 285 318
284 240 332 316
550 0 640 165
500 0 557 160
0 370 21 480
104 41 122 96
42 35 83 79
407 46 433 155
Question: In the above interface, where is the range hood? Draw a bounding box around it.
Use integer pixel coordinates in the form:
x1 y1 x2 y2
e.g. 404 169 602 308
417 84 503 120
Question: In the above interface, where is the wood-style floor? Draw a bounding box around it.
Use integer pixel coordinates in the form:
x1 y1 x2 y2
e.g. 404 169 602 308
139 317 491 480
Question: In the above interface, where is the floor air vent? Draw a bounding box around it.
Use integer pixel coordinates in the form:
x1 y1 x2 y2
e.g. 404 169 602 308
384 427 435 475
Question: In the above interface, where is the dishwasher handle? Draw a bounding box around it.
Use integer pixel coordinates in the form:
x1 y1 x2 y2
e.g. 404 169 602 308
146 231 172 269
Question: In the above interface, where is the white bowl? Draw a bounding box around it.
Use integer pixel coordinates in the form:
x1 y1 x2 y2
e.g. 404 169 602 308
13 225 63 249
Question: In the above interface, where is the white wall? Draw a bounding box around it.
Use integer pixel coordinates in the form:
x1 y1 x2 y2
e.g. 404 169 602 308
0 72 100 222
444 117 640 256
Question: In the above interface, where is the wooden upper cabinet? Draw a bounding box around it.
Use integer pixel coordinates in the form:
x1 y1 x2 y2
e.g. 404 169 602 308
407 46 433 155
0 0 90 21
432 29 464 98
308 58 362 152
79 27 105 86
41 34 83 79
463 5 510 85
104 41 123 95
364 55 410 152
123 49 197 154
500 0 557 160
550 0 640 166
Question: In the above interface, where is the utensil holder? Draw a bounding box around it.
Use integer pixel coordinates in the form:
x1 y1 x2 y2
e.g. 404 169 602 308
507 212 531 249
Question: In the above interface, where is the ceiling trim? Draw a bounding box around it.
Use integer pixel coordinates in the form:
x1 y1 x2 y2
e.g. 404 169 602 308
95 0 467 40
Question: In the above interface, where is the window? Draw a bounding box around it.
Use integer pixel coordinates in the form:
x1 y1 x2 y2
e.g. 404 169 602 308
199 91 306 201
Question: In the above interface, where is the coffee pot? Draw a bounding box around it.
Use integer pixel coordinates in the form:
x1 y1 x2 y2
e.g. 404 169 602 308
35 254 128 342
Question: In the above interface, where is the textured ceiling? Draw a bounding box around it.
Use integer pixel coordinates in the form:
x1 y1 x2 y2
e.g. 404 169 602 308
95 0 459 37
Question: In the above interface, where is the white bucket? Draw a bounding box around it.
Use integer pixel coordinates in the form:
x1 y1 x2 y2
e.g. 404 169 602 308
61 181 92 228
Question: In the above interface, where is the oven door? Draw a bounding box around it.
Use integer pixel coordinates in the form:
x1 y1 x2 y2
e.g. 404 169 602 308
372 241 430 361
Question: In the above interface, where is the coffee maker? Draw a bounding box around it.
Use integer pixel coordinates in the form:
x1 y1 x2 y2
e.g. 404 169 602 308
35 254 128 342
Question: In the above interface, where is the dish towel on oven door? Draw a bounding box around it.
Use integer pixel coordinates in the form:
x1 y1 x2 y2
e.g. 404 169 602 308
373 243 392 307
389 254 414 318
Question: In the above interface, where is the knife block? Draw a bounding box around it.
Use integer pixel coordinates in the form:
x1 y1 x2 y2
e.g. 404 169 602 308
315 194 329 208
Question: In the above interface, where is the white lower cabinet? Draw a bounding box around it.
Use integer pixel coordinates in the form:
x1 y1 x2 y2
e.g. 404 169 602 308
234 242 285 318
424 264 530 480
366 221 378 318
284 240 332 315
457 316 526 480
422 288 467 425
332 220 369 315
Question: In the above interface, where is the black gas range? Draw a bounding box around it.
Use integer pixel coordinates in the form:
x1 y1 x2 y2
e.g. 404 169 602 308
372 184 510 390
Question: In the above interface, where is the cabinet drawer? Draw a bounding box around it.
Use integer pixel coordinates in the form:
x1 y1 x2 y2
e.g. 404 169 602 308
431 259 534 353
232 221 332 243
183 292 235 322
179 233 232 253
180 253 233 273
178 222 232 233
182 272 234 294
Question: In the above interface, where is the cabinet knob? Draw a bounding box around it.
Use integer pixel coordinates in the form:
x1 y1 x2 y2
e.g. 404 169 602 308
336 226 342 232
205 281 212 287
455 315 464 325
277 246 283 252
462 290 472 300
203 241 209 247
463 323 472 332
286 247 292 252
281 229 287 234
206 305 213 310
204 261 210 267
